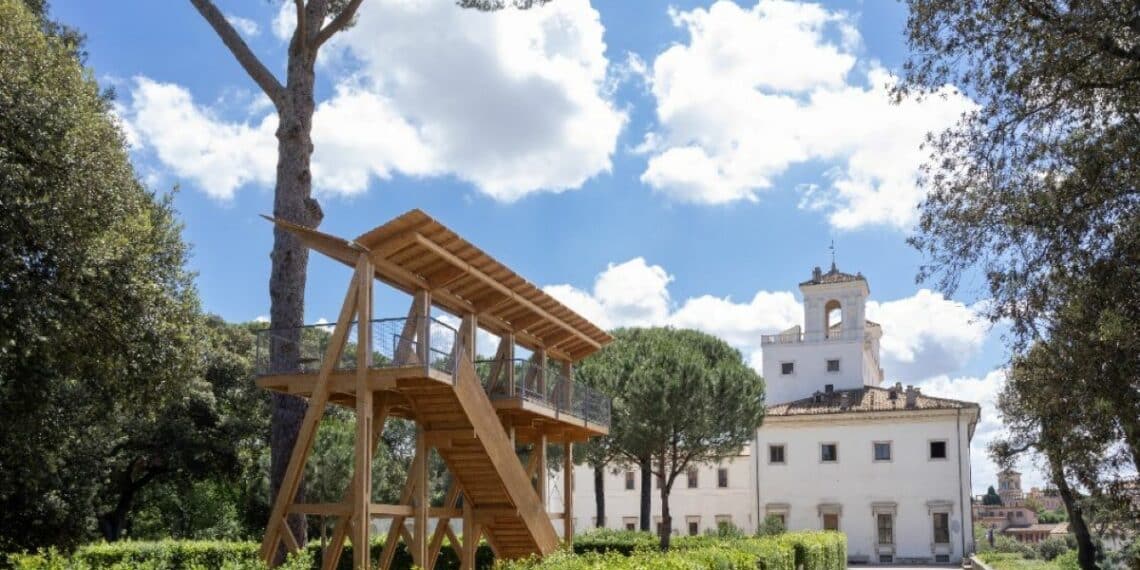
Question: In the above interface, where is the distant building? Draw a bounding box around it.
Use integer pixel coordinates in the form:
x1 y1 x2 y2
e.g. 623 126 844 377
560 264 981 565
1026 487 1064 512
973 469 1071 544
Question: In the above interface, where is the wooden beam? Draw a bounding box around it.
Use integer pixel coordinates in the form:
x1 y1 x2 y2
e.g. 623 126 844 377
537 433 548 507
461 497 477 570
414 290 431 374
412 427 429 567
394 294 423 366
563 441 574 544
460 313 477 361
352 255 374 570
260 267 362 563
412 233 601 351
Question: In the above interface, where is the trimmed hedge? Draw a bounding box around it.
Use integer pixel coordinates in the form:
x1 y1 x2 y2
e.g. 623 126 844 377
7 531 844 570
500 530 844 570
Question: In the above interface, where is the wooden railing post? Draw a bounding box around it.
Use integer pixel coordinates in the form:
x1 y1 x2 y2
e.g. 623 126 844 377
563 442 573 544
414 289 430 374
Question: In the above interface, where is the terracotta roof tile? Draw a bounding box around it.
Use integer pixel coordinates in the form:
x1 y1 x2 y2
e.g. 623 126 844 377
767 386 979 416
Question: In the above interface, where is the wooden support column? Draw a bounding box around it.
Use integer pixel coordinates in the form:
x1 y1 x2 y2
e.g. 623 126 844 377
322 397 389 570
413 427 429 567
537 432 548 507
536 350 548 395
394 294 424 365
563 442 574 544
414 289 431 372
461 496 478 570
460 313 477 361
352 256 374 570
377 451 423 569
505 332 516 397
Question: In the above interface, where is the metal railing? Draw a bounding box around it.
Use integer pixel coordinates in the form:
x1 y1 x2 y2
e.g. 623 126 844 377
253 317 612 427
760 328 864 345
254 316 462 379
475 358 611 427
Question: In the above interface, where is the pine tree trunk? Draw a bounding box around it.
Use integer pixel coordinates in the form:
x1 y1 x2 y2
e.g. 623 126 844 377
639 457 651 532
658 482 672 551
593 465 605 528
268 46 322 556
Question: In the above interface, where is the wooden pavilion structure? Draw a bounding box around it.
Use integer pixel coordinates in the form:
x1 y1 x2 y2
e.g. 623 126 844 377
254 209 613 569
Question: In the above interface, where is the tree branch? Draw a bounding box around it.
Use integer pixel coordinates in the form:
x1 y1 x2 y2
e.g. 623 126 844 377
314 0 365 47
188 0 285 107
293 0 306 52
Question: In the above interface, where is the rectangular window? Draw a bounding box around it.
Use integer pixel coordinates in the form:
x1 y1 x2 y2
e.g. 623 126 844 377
821 443 838 462
874 442 892 462
930 440 948 459
688 521 699 536
715 515 732 528
687 467 698 488
933 512 950 544
769 444 786 464
827 359 840 372
823 513 839 531
717 468 729 488
625 470 635 490
876 513 894 545
781 362 794 375
625 522 636 531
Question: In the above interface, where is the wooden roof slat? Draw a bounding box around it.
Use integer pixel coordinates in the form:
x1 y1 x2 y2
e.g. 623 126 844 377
265 210 612 362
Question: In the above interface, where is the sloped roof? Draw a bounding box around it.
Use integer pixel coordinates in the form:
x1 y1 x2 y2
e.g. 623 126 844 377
767 386 979 417
800 263 866 286
264 210 613 361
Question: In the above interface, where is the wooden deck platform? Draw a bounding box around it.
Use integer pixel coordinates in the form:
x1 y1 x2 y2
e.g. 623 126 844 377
256 366 608 444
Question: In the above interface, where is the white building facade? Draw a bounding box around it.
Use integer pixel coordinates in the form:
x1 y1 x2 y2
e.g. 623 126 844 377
564 264 980 564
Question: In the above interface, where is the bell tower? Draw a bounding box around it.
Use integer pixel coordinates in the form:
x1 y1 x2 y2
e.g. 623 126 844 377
800 262 870 342
761 262 883 405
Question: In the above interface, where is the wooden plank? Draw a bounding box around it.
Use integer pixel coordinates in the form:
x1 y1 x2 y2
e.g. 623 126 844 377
260 268 362 563
537 433 548 507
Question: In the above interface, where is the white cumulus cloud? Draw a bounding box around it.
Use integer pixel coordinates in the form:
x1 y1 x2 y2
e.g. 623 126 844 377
225 14 260 37
639 0 974 230
545 258 990 384
124 0 625 202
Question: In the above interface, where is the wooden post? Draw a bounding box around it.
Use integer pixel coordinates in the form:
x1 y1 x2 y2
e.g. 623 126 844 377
563 442 573 544
505 332 516 397
414 289 431 372
413 427 429 567
461 496 477 570
537 350 548 396
352 256 374 570
461 313 477 361
322 398 388 570
537 433 547 507
561 360 572 414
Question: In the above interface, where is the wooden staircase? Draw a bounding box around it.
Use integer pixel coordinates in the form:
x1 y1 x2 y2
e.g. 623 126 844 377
401 354 560 559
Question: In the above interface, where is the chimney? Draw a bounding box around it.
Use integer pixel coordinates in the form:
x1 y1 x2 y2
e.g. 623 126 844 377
812 266 822 282
824 384 834 394
905 385 919 408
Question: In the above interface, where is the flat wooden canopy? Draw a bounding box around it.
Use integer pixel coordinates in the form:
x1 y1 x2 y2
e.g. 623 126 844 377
265 209 613 362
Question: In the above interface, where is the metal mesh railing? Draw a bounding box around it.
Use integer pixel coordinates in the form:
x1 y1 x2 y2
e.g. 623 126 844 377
474 358 611 427
254 317 610 426
254 316 461 379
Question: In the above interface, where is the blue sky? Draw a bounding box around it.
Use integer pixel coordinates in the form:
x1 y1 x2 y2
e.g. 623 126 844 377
52 0 1029 492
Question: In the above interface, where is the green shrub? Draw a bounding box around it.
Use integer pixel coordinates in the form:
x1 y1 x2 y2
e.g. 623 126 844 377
757 514 787 537
1036 537 1070 561
1055 550 1079 570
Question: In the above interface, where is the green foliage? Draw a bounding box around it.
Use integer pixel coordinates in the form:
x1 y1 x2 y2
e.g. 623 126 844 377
590 328 765 549
7 542 311 570
0 0 211 550
502 532 839 570
1037 538 1071 562
1038 509 1068 524
979 550 1082 570
984 486 1004 506
757 514 787 537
